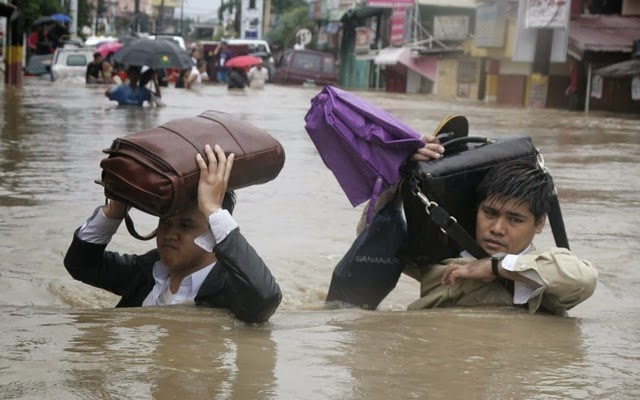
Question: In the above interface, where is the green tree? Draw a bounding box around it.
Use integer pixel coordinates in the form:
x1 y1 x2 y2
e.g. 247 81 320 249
76 0 94 34
266 5 314 51
23 0 93 36
217 0 241 38
271 0 306 14
24 0 62 27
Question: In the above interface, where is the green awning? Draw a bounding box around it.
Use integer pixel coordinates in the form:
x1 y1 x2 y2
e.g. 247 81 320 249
341 6 388 23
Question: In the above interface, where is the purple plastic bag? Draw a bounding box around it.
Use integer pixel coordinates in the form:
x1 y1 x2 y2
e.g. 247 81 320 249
304 86 424 222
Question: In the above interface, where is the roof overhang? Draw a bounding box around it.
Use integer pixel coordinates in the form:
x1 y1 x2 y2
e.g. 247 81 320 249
595 59 640 78
374 47 437 81
569 16 640 60
417 0 476 8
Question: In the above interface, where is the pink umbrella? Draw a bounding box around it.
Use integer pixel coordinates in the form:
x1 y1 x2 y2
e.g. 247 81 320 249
225 55 263 68
97 41 124 58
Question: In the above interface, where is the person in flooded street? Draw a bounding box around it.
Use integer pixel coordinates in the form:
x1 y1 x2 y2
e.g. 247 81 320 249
104 65 161 107
227 67 248 90
247 62 269 90
86 52 104 84
63 144 282 323
401 146 598 314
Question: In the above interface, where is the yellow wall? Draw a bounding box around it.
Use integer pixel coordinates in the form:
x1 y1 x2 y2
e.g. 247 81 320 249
436 58 479 100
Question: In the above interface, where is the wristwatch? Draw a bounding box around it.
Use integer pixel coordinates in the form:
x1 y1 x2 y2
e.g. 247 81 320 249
491 253 507 278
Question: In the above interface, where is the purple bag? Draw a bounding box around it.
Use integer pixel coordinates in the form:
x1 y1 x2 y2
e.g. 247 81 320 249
304 86 424 222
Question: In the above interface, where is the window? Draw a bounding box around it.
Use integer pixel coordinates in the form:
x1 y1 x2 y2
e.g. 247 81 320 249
322 56 336 74
67 55 88 66
292 53 321 72
249 0 256 9
457 60 477 83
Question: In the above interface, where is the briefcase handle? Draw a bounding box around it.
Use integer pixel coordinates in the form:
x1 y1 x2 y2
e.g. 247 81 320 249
124 212 157 241
442 136 495 154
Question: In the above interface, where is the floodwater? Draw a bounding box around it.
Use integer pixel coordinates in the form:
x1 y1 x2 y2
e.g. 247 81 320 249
1 76 639 399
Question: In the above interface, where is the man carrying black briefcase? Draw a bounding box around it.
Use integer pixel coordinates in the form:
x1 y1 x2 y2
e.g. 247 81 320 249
329 115 598 314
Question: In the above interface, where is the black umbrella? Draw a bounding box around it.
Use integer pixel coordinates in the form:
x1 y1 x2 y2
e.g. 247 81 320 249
32 16 56 26
113 38 192 70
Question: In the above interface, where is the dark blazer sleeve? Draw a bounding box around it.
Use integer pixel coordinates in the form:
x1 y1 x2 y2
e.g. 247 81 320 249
201 228 282 323
63 229 157 297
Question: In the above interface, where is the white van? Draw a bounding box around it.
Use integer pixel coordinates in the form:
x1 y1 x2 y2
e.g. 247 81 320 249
226 38 272 56
51 47 96 81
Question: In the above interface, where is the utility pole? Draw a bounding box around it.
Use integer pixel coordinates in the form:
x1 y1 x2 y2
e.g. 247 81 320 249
95 0 105 35
263 0 271 36
69 0 78 36
158 0 165 33
180 0 184 34
5 0 23 86
134 0 140 33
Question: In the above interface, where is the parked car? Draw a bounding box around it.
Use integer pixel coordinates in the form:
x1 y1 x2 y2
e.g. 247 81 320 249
51 47 96 81
272 49 337 86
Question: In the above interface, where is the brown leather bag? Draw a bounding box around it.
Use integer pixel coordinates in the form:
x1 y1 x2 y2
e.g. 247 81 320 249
97 110 285 234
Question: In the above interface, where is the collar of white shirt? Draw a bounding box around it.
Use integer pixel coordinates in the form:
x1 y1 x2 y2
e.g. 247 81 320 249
142 261 215 306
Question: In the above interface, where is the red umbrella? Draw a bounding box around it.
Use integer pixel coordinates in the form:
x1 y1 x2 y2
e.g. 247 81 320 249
97 41 124 58
225 55 263 68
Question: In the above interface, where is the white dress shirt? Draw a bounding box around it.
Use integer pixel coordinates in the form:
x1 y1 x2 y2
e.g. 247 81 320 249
460 244 546 304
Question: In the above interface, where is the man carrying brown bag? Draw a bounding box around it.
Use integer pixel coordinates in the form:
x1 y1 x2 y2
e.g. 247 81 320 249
64 144 282 323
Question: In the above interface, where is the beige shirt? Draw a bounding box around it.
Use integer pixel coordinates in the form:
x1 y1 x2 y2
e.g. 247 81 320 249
406 247 598 314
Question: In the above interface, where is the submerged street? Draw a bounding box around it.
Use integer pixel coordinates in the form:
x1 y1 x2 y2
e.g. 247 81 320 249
1 78 639 399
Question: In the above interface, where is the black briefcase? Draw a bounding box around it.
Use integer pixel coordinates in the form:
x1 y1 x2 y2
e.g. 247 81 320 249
400 136 540 265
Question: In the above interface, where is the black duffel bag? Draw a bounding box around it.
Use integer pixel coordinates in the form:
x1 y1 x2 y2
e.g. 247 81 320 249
400 135 567 266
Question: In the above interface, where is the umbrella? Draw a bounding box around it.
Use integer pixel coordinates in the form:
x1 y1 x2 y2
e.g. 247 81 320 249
113 38 192 70
32 16 56 26
225 55 264 68
97 41 124 58
50 13 72 24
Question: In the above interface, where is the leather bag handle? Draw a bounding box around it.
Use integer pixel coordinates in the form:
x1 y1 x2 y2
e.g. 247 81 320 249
124 212 157 241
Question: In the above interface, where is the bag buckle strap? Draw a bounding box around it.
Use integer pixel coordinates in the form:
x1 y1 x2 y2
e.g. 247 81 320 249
411 186 437 216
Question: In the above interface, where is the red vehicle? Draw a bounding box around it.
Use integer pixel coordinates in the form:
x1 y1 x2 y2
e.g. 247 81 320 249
271 49 337 86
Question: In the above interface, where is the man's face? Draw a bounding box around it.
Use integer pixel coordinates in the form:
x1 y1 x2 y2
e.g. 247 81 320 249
128 69 140 85
156 206 213 275
475 196 545 255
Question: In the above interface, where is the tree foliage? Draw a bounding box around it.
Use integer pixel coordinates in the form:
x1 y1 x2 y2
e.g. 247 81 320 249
217 0 242 38
266 5 315 51
24 0 62 27
22 0 93 35
271 0 307 14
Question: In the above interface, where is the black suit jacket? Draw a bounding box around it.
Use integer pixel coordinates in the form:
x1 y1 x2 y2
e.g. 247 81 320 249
64 228 281 323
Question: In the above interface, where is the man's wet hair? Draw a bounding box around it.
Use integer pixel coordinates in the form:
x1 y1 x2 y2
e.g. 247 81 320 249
477 160 553 222
186 191 236 216
222 191 236 215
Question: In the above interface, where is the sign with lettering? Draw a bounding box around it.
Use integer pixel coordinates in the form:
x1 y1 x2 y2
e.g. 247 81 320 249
434 15 469 41
525 0 570 29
